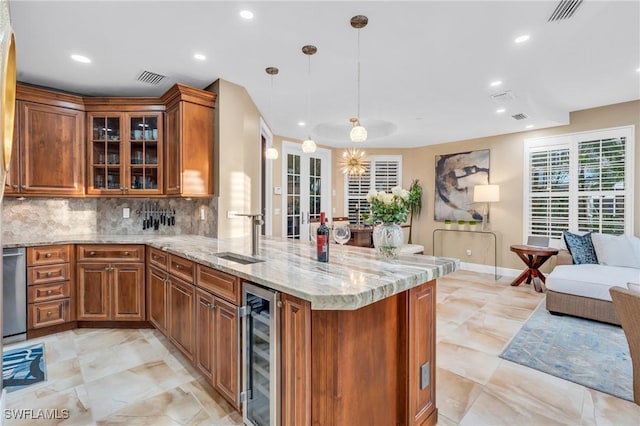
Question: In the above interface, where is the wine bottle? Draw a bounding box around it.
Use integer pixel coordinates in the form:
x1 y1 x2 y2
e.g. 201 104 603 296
317 212 330 262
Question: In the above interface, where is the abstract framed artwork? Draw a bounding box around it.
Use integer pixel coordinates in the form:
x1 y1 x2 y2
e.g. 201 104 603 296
435 149 489 221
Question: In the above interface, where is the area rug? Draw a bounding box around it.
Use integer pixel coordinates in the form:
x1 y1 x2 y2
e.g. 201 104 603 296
2 343 46 392
500 303 632 401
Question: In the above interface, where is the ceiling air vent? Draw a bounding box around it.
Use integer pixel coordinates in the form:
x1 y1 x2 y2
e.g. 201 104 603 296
512 113 529 120
490 90 516 103
548 0 583 22
137 70 166 85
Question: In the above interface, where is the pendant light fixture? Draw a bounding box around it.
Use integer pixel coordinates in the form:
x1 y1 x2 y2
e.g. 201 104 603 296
264 66 279 160
350 15 368 143
301 44 317 154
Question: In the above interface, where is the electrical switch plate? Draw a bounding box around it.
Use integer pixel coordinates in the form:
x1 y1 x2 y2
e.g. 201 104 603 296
274 208 280 216
123 207 130 219
274 186 282 195
466 249 472 256
200 206 206 220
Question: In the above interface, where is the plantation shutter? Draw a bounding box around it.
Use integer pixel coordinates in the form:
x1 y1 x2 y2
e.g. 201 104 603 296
345 156 402 223
576 136 627 235
524 126 633 241
528 147 570 239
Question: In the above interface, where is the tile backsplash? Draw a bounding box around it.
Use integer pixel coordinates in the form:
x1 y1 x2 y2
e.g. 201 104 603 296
2 197 218 241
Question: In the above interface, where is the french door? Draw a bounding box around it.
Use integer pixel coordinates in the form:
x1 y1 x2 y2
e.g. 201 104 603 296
281 142 331 240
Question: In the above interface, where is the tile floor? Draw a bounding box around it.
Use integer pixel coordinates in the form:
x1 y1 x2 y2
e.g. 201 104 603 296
3 270 640 425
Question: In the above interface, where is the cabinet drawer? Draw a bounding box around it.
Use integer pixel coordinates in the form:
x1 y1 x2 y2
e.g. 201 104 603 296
148 247 168 270
196 265 240 305
27 245 71 266
28 281 71 303
27 264 70 285
29 299 70 329
169 254 194 283
77 245 144 262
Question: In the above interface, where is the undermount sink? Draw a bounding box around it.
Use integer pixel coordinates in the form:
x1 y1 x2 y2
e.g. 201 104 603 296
212 252 264 265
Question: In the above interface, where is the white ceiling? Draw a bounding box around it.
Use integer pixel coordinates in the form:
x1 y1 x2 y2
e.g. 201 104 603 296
9 1 640 148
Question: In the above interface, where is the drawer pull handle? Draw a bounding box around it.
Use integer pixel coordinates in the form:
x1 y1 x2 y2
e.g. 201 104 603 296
89 251 96 256
45 253 52 258
123 251 130 256
46 271 53 277
11 184 18 189
152 255 158 260
47 290 53 295
46 311 52 317
175 264 181 269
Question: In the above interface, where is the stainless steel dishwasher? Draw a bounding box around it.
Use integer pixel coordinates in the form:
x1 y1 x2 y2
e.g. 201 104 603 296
3 247 26 343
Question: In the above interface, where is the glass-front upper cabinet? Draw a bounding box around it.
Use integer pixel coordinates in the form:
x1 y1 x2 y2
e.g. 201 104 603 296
129 114 161 193
87 111 163 195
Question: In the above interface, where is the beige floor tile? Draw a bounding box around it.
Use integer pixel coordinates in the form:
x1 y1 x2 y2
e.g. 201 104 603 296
442 311 524 355
436 341 502 385
436 296 487 324
5 384 93 426
73 329 143 355
436 367 483 423
436 413 458 426
479 300 536 322
179 379 241 423
581 388 640 426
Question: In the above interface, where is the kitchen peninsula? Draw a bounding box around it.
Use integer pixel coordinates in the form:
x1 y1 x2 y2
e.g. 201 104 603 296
4 234 458 426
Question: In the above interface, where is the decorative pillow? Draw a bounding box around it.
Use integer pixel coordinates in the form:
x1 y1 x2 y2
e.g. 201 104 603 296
591 233 640 269
563 231 598 264
629 236 640 266
627 282 640 293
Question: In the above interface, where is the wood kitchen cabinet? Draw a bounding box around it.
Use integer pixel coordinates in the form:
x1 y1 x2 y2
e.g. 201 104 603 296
162 84 215 197
6 85 85 196
168 273 195 362
85 110 163 196
27 245 75 334
76 245 145 321
147 247 169 334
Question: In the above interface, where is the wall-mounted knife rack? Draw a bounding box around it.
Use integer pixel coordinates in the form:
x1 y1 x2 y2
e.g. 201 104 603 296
137 202 176 231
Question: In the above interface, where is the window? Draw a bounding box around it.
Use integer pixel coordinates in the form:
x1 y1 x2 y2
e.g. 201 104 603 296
344 155 402 223
524 127 634 241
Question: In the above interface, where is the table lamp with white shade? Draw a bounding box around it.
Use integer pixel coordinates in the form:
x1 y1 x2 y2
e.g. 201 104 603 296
473 184 500 231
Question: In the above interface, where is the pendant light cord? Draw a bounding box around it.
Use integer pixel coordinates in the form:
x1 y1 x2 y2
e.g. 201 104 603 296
356 28 361 120
307 53 311 136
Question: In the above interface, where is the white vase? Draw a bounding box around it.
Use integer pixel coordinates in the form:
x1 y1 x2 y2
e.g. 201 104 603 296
372 223 403 259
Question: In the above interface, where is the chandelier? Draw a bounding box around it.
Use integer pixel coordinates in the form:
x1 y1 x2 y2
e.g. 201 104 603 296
301 44 317 153
264 66 279 160
350 15 368 142
340 148 367 176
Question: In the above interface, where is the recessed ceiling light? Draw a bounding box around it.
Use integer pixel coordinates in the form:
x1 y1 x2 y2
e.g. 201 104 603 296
490 80 502 87
240 10 254 20
298 121 306 127
71 54 91 63
526 124 535 129
496 108 506 114
515 34 530 44
636 67 640 72
194 53 206 61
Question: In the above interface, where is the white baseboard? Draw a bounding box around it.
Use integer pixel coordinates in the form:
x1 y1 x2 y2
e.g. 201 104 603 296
459 261 520 278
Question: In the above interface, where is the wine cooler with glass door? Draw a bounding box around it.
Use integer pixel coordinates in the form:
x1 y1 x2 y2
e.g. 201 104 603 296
241 282 280 426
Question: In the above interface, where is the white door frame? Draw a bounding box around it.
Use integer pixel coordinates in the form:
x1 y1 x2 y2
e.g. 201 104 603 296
281 141 332 240
260 118 273 236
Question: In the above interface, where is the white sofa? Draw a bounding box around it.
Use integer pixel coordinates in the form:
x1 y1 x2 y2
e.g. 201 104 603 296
546 233 640 325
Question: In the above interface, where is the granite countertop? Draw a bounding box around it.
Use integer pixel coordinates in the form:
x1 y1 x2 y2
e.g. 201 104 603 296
3 234 459 310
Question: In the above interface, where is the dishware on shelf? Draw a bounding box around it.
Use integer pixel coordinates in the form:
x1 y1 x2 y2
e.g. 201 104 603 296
152 129 158 139
145 130 152 140
333 225 351 259
134 130 142 140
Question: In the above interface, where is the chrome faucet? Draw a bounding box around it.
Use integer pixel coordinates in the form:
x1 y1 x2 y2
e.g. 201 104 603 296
234 213 264 257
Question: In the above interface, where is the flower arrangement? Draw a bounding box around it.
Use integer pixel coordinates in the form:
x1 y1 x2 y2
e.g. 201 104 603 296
366 186 411 224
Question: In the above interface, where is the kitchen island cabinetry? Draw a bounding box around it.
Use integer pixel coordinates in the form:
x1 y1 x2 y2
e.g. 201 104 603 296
6 85 85 197
147 247 169 334
166 254 196 361
162 84 215 197
76 244 145 321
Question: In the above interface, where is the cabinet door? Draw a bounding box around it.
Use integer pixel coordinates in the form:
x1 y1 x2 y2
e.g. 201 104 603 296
77 263 110 320
195 289 215 382
168 275 195 362
147 266 168 334
87 113 124 195
127 113 163 195
20 101 84 195
5 116 19 195
112 263 145 321
213 297 239 407
281 293 311 426
164 103 181 195
408 281 436 425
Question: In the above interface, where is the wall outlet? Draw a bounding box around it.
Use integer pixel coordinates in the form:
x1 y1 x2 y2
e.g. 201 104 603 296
274 208 280 216
122 207 130 219
466 249 472 256
200 206 206 221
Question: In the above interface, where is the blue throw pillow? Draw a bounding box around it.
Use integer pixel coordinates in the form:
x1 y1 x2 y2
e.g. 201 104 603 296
563 231 598 264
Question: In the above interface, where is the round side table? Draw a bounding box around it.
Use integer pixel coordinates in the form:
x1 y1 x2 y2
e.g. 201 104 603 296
510 245 559 292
